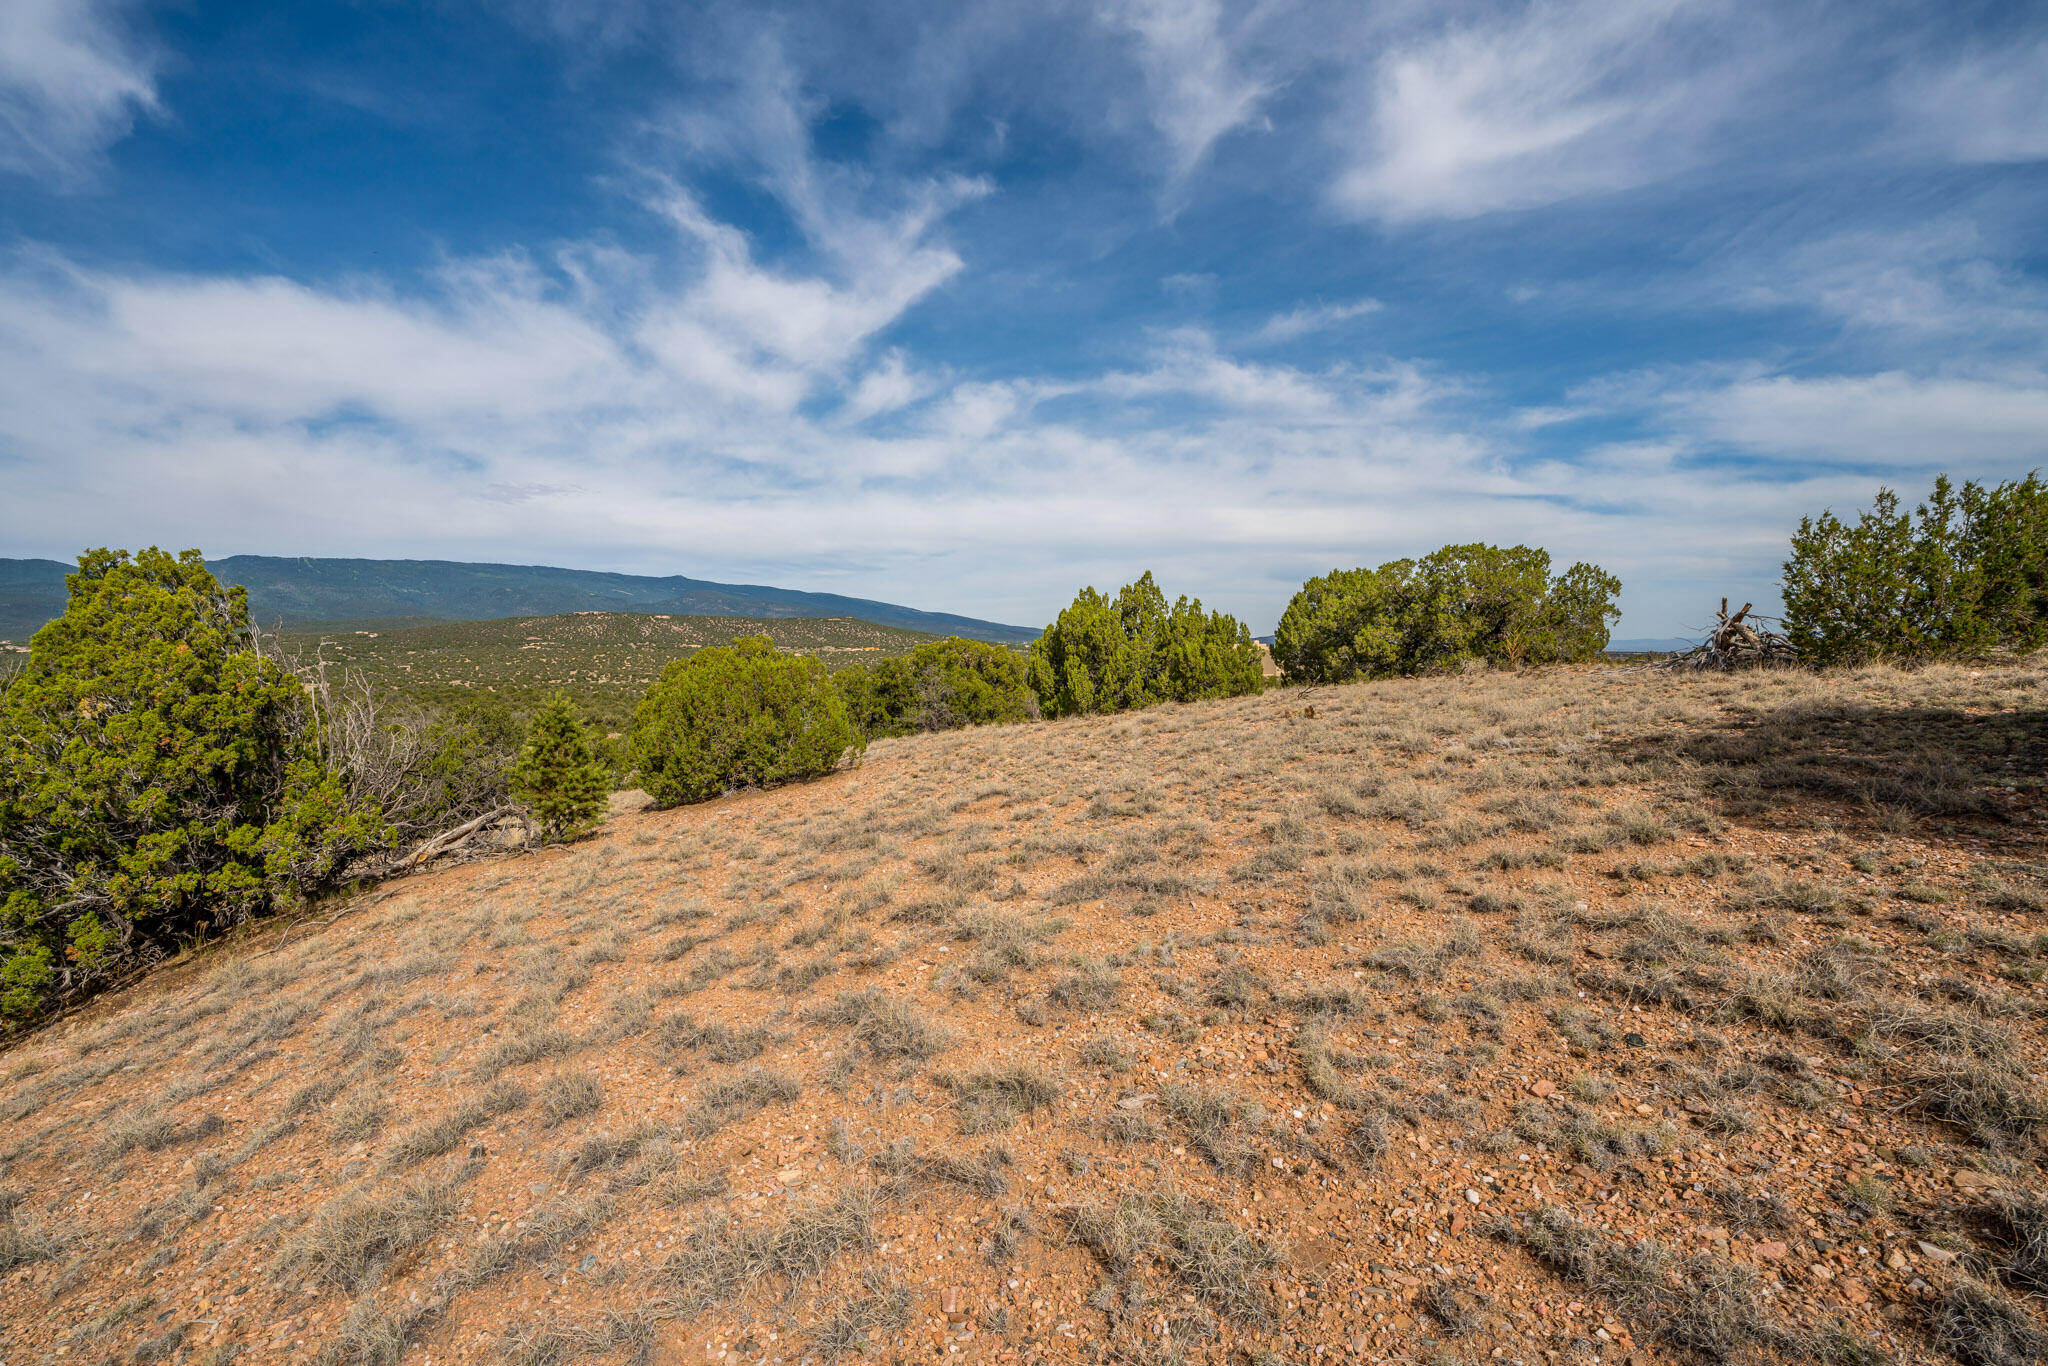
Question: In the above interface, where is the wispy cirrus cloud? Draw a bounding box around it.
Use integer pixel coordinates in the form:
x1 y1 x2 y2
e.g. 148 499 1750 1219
1250 298 1382 345
0 0 156 183
1101 0 1271 187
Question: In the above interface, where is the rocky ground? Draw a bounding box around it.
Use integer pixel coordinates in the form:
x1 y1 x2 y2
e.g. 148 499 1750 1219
2 657 2045 1366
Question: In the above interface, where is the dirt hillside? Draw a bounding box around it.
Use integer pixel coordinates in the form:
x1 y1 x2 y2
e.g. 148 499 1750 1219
3 660 2045 1366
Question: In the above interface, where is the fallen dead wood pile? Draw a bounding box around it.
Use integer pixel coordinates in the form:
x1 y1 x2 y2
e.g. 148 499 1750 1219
1660 597 1799 670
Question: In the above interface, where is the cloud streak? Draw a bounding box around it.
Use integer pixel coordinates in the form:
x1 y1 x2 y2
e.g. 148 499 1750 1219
0 0 156 183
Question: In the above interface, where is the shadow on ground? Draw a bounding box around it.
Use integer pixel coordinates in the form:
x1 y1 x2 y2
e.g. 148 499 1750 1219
1635 696 2047 831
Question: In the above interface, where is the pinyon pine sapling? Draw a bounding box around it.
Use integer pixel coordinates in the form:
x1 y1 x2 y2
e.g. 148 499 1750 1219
509 694 610 841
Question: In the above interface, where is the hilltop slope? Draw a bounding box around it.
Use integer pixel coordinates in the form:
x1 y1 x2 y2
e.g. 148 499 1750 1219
281 612 953 731
0 556 1037 644
1 660 2044 1365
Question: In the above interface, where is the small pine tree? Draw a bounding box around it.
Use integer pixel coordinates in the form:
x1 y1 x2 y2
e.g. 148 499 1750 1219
510 695 610 842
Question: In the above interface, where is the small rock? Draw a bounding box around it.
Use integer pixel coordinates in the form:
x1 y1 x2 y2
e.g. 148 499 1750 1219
1885 1250 1909 1271
1116 1094 1154 1111
1953 1170 2001 1191
1464 1189 1483 1205
1623 1032 1646 1048
1528 1080 1557 1098
1916 1241 1957 1263
1755 1240 1789 1261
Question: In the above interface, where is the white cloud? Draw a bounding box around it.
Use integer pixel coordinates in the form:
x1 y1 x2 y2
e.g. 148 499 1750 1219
1680 370 2048 469
838 350 940 424
1331 0 1772 221
1250 298 1382 344
1100 0 1270 183
0 0 155 182
1895 36 2048 165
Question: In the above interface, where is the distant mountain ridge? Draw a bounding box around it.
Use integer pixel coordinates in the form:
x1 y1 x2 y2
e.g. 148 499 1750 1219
0 556 1038 644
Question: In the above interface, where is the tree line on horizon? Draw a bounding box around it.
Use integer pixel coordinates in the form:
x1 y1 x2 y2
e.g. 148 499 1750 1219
3 470 2041 1024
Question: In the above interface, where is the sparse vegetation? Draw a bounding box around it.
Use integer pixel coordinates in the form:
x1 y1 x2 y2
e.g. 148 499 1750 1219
3 651 2043 1366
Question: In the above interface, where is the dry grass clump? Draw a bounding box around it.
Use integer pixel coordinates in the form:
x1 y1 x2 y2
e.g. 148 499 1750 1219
472 1028 575 1082
663 1185 881 1315
811 1269 912 1361
537 1070 604 1127
1161 1082 1262 1175
1932 1282 2048 1366
275 1174 458 1291
1065 1189 1283 1324
329 1088 386 1143
1078 1034 1134 1072
946 1063 1061 1133
812 988 952 1060
382 1081 525 1169
0 1201 58 1271
953 909 1059 982
319 1295 423 1366
657 1013 774 1065
94 1109 221 1166
1906 1055 2048 1147
1046 960 1121 1011
685 1069 802 1136
1500 1206 1819 1361
1511 1100 1671 1171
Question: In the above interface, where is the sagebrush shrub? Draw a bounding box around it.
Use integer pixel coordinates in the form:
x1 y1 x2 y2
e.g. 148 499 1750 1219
631 636 865 806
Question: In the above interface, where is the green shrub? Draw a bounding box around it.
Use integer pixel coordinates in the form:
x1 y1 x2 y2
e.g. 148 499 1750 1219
1272 543 1619 682
833 638 1037 739
631 637 865 806
510 694 610 841
0 549 377 1022
1783 472 2048 665
1026 572 1263 718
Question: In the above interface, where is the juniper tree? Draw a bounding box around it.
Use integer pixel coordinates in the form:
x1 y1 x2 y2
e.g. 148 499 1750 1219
632 637 865 806
1272 544 1621 683
0 549 376 1020
1027 572 1264 718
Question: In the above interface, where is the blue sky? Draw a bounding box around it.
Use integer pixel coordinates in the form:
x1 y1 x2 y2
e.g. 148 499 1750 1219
2 0 2045 635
